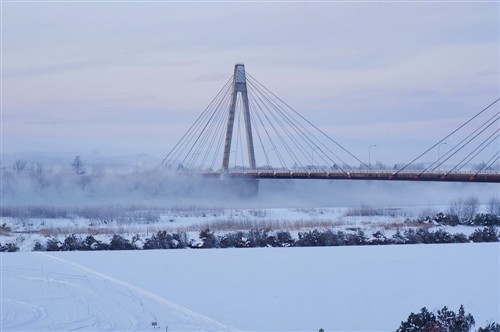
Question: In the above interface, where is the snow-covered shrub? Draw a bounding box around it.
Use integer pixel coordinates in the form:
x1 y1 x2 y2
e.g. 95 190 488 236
109 235 134 250
296 230 323 246
276 231 294 247
32 240 45 251
143 231 187 249
346 229 367 245
369 231 391 245
198 229 218 248
0 223 12 235
61 234 84 251
469 227 499 243
0 242 19 252
46 237 61 251
432 212 459 226
79 235 109 250
472 214 500 227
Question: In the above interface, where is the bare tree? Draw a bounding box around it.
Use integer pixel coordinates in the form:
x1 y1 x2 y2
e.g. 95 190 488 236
12 160 27 174
448 196 479 224
488 197 500 215
447 198 464 222
462 196 479 224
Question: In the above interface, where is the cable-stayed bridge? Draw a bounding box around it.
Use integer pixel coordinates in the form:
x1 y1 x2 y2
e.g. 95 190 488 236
160 64 500 185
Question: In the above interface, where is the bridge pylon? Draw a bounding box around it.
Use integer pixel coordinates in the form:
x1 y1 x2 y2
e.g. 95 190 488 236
222 64 256 172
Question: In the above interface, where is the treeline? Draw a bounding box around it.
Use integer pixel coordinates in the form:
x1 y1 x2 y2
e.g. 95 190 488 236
2 225 499 252
396 305 499 332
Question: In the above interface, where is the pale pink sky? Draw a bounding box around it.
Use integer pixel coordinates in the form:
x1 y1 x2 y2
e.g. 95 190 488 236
2 1 499 165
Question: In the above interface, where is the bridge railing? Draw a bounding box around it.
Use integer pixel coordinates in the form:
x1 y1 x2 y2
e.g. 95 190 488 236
202 169 500 183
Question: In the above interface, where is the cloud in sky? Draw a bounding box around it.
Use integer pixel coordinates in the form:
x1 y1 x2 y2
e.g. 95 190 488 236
2 1 499 165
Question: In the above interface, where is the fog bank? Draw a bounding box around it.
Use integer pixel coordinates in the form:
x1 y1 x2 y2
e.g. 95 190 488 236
1 165 498 209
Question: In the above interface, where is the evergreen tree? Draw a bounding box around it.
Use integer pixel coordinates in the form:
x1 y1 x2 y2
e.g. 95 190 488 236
478 322 500 332
109 235 134 250
46 237 61 251
396 307 436 331
71 156 85 175
61 234 83 251
199 229 218 248
397 305 477 332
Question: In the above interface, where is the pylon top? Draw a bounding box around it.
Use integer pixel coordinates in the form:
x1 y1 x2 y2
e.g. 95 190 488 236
235 64 246 85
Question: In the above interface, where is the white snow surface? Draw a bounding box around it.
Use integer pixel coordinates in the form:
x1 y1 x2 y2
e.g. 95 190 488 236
2 243 499 331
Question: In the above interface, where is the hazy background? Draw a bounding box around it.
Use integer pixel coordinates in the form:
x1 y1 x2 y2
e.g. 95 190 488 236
2 164 498 209
2 1 499 166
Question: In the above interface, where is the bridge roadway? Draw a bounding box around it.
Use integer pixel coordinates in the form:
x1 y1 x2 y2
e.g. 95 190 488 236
202 170 500 183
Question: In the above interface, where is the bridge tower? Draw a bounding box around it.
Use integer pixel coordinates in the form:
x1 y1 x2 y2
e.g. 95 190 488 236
222 64 256 171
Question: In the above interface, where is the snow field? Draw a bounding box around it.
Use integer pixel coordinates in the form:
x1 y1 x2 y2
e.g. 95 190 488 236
2 243 499 331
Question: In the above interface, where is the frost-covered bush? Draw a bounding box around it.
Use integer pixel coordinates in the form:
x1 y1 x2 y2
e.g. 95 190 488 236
79 235 108 250
0 223 12 235
109 235 134 250
370 231 391 245
472 214 500 227
432 212 460 226
61 234 84 251
198 229 218 248
33 240 45 251
143 231 187 249
276 231 295 247
468 227 499 243
296 230 324 247
0 242 19 252
46 237 61 251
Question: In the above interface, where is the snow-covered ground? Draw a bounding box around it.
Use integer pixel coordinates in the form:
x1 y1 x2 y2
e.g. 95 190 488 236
2 243 499 331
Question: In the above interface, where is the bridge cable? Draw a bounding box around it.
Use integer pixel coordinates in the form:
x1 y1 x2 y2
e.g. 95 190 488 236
446 124 500 175
247 97 274 170
421 111 499 173
249 89 296 169
247 77 348 172
206 85 233 169
199 82 232 169
252 89 312 170
474 151 500 176
247 77 350 173
248 79 323 169
161 77 232 168
454 130 500 172
395 97 500 175
179 82 234 168
247 72 369 169
160 76 232 168
247 96 282 170
438 114 499 176
184 79 232 169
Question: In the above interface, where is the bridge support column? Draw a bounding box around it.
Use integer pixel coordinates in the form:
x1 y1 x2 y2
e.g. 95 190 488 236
222 64 256 171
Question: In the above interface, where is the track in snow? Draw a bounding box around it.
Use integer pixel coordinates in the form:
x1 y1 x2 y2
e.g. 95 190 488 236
1 252 239 331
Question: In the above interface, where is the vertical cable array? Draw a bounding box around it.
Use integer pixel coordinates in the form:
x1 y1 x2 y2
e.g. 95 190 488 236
161 66 499 177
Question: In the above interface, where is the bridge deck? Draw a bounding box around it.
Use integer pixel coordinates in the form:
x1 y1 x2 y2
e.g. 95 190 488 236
202 170 500 183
